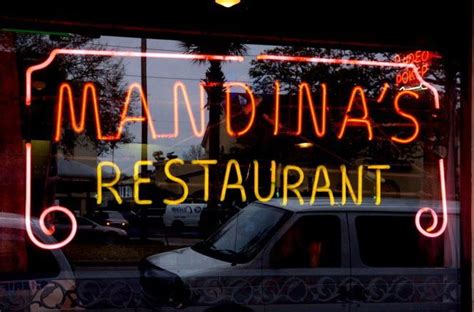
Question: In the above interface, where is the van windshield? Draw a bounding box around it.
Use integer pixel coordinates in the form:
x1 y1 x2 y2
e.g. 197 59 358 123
193 203 291 263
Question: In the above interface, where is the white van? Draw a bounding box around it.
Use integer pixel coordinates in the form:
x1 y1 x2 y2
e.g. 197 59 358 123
163 203 206 230
140 198 460 312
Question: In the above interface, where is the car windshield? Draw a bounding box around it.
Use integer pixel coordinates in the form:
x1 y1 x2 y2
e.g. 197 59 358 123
192 203 291 263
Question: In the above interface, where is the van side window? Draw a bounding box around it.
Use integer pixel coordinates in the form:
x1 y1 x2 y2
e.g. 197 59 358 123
356 216 445 267
270 215 341 268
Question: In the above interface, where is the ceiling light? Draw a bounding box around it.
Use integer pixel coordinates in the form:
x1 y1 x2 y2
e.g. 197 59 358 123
296 142 314 148
215 0 241 8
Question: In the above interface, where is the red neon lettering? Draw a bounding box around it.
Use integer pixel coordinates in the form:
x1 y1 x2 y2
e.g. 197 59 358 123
396 74 402 85
295 83 327 137
408 69 416 82
337 87 373 140
55 81 207 141
421 51 430 62
421 64 429 76
376 83 389 103
402 71 409 84
225 82 256 137
391 90 420 144
54 83 106 141
173 82 206 137
415 50 422 63
114 83 159 140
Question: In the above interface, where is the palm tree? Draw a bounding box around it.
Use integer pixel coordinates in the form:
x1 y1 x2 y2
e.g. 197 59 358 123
180 40 247 234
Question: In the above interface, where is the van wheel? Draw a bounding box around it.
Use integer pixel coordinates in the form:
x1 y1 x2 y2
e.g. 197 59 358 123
172 220 185 232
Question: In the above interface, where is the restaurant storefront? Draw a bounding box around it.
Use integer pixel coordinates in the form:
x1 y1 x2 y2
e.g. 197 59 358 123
0 2 471 311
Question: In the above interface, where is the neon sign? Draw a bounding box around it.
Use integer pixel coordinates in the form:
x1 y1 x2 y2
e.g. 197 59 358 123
25 49 447 250
393 50 439 86
96 160 390 207
50 80 422 143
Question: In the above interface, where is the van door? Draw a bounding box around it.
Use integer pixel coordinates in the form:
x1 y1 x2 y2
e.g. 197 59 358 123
348 213 460 312
261 213 350 312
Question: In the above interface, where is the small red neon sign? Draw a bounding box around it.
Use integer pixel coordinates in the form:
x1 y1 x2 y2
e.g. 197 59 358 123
393 50 438 86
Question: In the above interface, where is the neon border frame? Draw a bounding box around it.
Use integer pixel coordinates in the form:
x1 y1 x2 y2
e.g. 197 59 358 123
25 49 446 250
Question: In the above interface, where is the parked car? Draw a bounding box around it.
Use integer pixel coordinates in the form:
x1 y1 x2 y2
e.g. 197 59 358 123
0 213 75 311
93 210 129 230
54 215 128 244
139 198 460 311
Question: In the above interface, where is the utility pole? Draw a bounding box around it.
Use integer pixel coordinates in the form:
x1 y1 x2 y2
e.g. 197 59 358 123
141 38 148 168
140 38 149 241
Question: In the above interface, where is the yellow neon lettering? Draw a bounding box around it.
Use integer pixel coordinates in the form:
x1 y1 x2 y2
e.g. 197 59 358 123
367 165 391 205
133 160 153 205
341 165 363 205
282 165 304 206
191 159 218 201
97 161 122 205
253 160 276 202
310 165 334 205
163 159 189 205
220 159 247 202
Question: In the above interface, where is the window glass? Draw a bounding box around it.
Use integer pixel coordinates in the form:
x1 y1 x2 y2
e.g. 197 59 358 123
193 203 290 263
356 215 447 267
270 215 341 268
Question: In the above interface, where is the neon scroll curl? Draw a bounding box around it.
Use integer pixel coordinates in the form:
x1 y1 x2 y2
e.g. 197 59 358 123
25 143 78 249
415 159 448 238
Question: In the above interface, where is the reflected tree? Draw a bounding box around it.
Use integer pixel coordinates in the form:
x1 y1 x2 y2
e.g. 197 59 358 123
15 33 134 156
244 46 447 200
182 144 204 161
180 40 247 234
